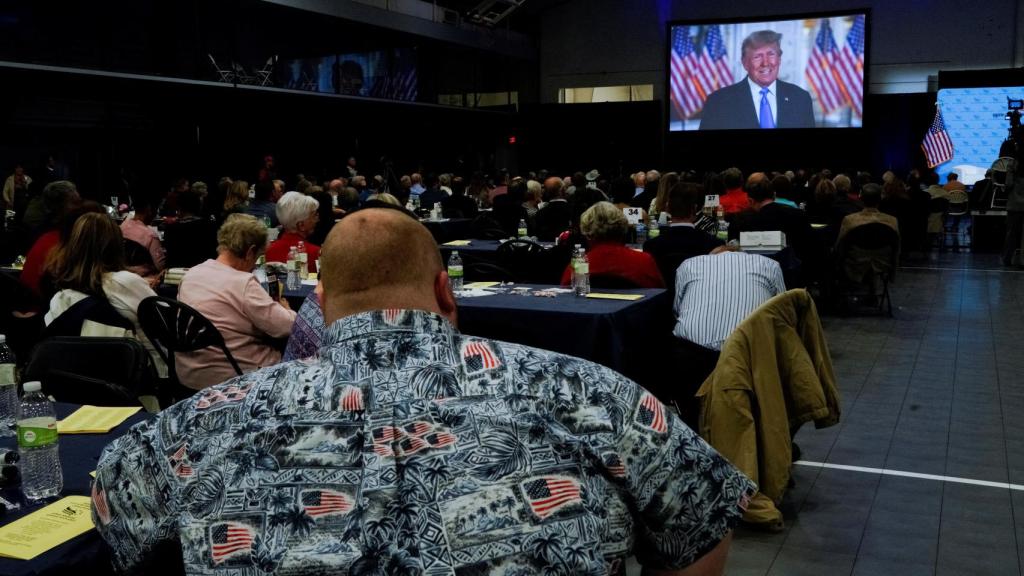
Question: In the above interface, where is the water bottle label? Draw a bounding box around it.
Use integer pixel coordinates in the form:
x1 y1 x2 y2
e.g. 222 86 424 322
575 263 589 274
649 228 659 238
17 423 57 448
518 228 527 237
448 266 464 278
0 364 14 386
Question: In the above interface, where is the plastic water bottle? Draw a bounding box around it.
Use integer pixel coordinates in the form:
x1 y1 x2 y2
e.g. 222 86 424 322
296 241 308 277
648 217 659 239
570 244 582 291
517 219 528 238
448 251 464 291
635 222 647 244
0 336 16 437
716 208 729 242
574 249 590 296
286 247 300 290
261 215 272 228
17 381 62 501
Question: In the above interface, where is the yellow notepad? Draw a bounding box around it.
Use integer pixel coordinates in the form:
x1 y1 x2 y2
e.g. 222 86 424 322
58 406 141 434
586 293 645 301
0 496 94 560
463 281 500 289
442 240 472 246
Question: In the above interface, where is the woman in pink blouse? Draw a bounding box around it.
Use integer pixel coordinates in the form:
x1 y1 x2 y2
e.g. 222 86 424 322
176 214 296 390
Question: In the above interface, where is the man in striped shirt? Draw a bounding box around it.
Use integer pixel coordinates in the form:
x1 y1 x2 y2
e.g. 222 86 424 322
666 250 786 425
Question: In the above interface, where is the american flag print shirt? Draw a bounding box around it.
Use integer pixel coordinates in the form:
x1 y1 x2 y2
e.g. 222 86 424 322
92 309 755 575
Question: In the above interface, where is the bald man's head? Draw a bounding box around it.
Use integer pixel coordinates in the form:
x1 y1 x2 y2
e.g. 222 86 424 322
319 207 454 325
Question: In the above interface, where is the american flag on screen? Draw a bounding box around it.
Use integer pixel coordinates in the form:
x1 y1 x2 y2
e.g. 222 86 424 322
836 14 865 116
670 26 703 119
521 476 582 519
697 25 734 95
805 20 846 115
371 64 418 102
209 522 254 564
922 106 954 168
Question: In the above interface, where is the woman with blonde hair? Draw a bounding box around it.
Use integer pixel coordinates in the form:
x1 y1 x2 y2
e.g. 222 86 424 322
559 201 664 288
177 214 296 390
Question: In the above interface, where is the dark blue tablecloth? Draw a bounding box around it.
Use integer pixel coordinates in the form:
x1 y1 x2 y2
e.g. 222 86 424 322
421 218 473 243
455 285 672 389
0 403 152 576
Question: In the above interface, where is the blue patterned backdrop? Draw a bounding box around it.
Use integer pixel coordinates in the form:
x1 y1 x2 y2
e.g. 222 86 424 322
935 87 1024 184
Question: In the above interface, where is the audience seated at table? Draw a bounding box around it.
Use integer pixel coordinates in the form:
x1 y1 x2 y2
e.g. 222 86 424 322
19 181 82 299
534 176 571 241
718 167 749 216
244 180 279 227
610 177 648 223
521 178 542 220
668 249 786 426
832 173 863 217
837 182 900 244
43 212 165 376
491 179 532 237
643 181 724 293
441 176 478 219
92 205 753 575
649 171 679 218
119 191 165 287
730 173 814 265
162 190 217 269
219 179 250 224
630 169 660 210
365 191 401 207
560 201 664 288
176 214 296 390
264 191 321 274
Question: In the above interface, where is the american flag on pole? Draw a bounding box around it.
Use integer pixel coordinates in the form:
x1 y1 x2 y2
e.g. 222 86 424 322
697 25 734 95
836 15 865 116
922 106 954 168
300 489 353 518
209 522 254 564
521 476 582 519
805 20 846 115
669 26 703 119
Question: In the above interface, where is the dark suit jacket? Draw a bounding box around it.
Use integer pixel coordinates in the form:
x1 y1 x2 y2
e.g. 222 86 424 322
643 225 723 293
699 78 815 130
534 200 571 241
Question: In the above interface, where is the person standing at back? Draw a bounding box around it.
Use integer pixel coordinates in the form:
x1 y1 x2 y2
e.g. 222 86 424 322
93 205 754 576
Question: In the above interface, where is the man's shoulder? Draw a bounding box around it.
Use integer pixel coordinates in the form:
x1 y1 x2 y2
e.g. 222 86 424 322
777 79 811 97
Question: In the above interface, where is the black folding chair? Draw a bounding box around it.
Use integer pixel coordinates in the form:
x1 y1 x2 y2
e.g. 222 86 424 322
137 296 243 392
23 337 155 407
464 262 518 283
496 239 548 283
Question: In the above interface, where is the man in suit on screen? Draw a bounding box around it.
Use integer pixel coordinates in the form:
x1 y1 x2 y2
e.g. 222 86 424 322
699 30 815 130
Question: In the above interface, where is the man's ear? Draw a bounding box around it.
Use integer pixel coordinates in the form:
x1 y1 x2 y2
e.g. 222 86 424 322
434 271 458 325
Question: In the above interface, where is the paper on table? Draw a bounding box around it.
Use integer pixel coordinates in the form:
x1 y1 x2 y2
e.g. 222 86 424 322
585 293 645 301
58 406 141 434
463 281 500 289
443 240 472 246
454 288 496 298
301 278 318 286
89 471 96 478
811 223 828 229
0 496 94 560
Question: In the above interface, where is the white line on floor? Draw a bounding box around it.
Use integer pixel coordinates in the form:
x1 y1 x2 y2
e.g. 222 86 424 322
794 460 1024 491
901 266 1024 273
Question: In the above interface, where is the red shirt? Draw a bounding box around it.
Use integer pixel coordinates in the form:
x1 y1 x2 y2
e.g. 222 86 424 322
719 187 750 215
560 241 665 288
20 229 60 298
265 232 320 274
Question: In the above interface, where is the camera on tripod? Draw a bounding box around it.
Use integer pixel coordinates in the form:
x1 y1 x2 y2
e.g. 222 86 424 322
1006 98 1024 139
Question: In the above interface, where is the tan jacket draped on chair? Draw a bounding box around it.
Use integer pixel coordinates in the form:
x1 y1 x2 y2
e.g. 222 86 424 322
696 289 841 526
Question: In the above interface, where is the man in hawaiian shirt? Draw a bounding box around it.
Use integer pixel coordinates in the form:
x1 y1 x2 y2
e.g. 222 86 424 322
92 205 756 575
